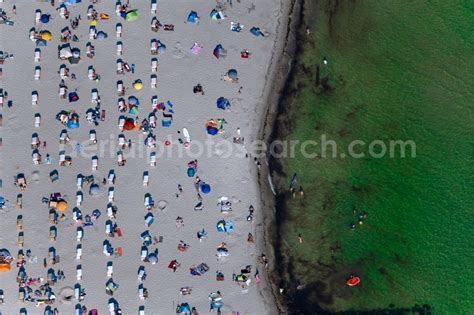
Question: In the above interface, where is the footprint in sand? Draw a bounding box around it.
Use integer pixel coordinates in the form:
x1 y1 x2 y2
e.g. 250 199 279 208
173 42 185 59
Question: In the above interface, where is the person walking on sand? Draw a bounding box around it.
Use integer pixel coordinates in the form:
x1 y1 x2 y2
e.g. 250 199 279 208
13 5 16 14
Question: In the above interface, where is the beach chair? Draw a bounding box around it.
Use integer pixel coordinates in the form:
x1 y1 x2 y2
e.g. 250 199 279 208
89 130 97 144
117 81 125 96
32 152 42 165
107 262 114 277
76 244 82 260
91 89 99 103
0 94 3 108
59 86 67 99
35 10 41 24
77 175 84 190
34 67 41 80
31 134 40 149
59 130 69 144
116 41 123 56
118 134 126 148
16 195 23 210
151 0 157 14
59 66 69 80
108 170 116 185
17 214 23 228
143 172 149 186
34 113 41 127
59 6 68 19
151 96 159 110
117 152 125 166
88 68 95 80
34 49 41 63
118 116 125 131
140 247 148 261
76 227 84 242
108 187 115 202
150 75 157 89
116 60 124 74
115 4 122 16
31 91 38 106
76 192 83 206
59 152 66 166
18 232 24 247
89 26 97 39
91 157 98 171
151 58 158 73
116 24 122 38
150 152 156 166
150 40 158 55
149 114 157 128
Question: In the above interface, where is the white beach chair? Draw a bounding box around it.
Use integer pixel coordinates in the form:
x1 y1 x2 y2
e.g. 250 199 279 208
118 117 125 131
35 10 41 24
149 114 157 128
59 6 68 19
143 173 149 186
76 228 84 242
116 24 122 38
151 96 158 110
86 44 95 58
32 152 41 165
34 67 41 80
74 286 81 300
117 60 124 74
150 41 158 55
34 49 41 63
89 26 96 39
0 94 3 108
141 248 148 261
31 135 40 148
32 92 38 105
59 87 67 99
138 287 145 300
117 152 125 166
150 152 156 167
76 266 82 281
138 268 145 281
89 131 97 144
76 192 83 206
76 245 82 260
88 68 95 80
150 75 157 89
59 66 69 80
115 4 122 16
108 188 115 202
139 308 145 315
107 205 114 219
59 152 66 165
116 42 123 56
117 81 124 96
151 58 158 73
151 0 157 14
108 171 116 185
77 175 84 190
107 263 113 278
105 222 113 235
91 90 99 104
59 130 69 144
118 135 126 149
92 157 98 171
29 29 37 42
34 114 41 127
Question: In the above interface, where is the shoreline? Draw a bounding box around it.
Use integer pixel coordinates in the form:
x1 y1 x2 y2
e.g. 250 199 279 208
255 0 303 314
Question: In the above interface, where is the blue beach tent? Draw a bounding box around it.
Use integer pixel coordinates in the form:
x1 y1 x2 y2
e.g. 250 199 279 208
187 11 198 23
216 97 230 110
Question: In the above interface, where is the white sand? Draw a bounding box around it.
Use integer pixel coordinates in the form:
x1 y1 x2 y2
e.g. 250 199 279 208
0 0 288 313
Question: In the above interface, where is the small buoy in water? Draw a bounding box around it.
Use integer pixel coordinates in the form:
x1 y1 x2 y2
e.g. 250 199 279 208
164 140 171 146
323 57 328 65
346 275 361 287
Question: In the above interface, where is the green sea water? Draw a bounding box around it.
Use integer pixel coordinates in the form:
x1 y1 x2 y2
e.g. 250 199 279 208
278 1 474 313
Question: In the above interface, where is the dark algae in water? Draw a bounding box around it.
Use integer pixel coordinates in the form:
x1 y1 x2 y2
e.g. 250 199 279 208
271 0 474 314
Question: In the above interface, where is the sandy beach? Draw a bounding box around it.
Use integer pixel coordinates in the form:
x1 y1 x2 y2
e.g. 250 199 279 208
0 0 290 314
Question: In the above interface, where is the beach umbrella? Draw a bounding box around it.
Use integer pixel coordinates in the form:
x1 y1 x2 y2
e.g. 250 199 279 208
68 92 79 102
216 97 230 110
128 96 139 106
41 31 52 41
187 11 198 23
210 9 224 20
200 183 211 194
187 167 195 177
89 183 100 195
40 14 51 23
227 69 238 79
125 10 138 22
133 80 143 91
57 200 68 212
213 44 226 59
129 105 139 115
96 31 108 40
66 120 80 129
72 49 80 58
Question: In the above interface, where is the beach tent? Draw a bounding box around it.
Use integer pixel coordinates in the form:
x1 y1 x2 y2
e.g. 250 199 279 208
210 9 225 20
216 97 230 110
213 44 226 59
41 31 53 41
40 14 51 23
96 31 108 40
187 167 195 177
123 119 136 131
133 81 143 91
125 10 138 22
191 42 202 55
0 196 5 208
67 120 80 129
187 11 198 23
89 184 100 195
68 92 79 102
177 303 191 313
216 219 234 233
